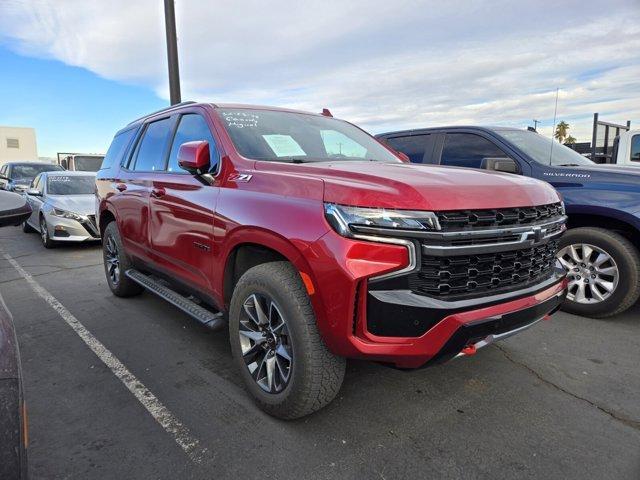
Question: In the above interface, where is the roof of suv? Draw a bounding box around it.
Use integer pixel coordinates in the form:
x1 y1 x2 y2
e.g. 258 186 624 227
377 126 522 137
127 101 327 127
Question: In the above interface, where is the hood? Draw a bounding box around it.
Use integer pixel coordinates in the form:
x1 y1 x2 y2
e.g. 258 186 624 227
278 161 560 210
571 164 640 176
47 194 95 215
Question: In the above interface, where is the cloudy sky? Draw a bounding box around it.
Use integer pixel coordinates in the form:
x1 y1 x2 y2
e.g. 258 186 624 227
1 0 639 157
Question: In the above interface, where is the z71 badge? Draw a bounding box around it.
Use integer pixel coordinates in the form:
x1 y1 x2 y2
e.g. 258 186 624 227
228 173 253 182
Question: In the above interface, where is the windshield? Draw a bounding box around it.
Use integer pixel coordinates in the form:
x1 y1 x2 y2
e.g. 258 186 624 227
73 156 104 172
47 175 95 195
496 130 594 166
12 164 62 180
218 108 400 163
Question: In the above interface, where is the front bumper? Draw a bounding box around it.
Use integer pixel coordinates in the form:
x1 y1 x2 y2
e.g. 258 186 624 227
307 230 567 369
352 275 566 368
43 212 100 242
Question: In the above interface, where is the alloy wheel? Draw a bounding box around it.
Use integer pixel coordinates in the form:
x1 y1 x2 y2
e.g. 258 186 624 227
557 243 619 304
239 293 293 394
40 217 48 244
105 236 120 285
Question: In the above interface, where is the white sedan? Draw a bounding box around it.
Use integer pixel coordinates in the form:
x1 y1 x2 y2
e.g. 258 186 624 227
23 171 100 248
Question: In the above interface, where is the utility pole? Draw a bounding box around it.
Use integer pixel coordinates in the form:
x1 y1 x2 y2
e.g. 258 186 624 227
164 0 181 105
533 119 540 131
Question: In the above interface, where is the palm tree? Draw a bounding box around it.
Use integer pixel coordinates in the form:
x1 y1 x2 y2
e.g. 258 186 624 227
554 121 570 143
564 135 577 145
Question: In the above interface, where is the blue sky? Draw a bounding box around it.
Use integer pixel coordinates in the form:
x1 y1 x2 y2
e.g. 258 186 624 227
1 0 639 158
0 46 165 157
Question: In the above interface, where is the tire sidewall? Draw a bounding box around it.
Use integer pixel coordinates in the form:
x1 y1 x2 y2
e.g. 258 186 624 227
559 228 639 316
103 222 125 293
229 267 311 411
40 216 53 248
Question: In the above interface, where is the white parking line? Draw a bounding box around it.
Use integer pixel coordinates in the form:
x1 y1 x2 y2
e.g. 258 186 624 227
1 250 207 464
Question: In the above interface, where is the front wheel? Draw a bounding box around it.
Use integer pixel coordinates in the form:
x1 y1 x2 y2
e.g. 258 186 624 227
40 216 55 249
557 227 640 318
229 262 345 419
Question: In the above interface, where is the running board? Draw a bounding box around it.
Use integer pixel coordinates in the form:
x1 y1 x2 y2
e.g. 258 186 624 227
125 269 226 331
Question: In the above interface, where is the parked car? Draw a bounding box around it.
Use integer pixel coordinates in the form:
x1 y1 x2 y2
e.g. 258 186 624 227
23 171 100 248
377 126 640 318
96 102 567 418
0 162 63 193
609 129 640 167
57 153 105 172
0 190 31 480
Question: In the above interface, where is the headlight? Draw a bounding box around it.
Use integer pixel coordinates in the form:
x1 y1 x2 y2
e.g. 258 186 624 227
51 208 85 222
325 203 440 237
560 201 566 215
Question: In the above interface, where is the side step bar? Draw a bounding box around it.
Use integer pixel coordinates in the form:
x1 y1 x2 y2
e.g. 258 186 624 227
125 269 226 331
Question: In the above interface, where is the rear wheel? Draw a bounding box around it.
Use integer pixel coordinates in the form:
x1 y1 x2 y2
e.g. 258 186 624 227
229 262 345 419
102 222 143 297
22 220 35 233
558 227 640 318
40 216 55 249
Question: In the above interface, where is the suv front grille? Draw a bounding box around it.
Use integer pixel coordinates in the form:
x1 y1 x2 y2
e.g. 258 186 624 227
408 240 559 299
435 202 563 231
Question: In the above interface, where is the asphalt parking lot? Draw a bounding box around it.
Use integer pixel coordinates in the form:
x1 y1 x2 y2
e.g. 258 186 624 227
0 226 638 480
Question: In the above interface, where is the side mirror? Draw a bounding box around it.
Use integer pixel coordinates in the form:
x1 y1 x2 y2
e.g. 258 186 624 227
178 141 210 175
0 190 32 227
26 188 41 196
481 157 519 174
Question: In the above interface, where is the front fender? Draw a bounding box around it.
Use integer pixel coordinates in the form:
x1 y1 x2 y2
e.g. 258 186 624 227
565 202 640 233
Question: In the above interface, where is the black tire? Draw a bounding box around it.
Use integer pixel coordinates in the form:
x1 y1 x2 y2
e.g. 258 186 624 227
102 221 143 297
558 227 640 318
229 261 345 419
22 220 35 233
39 215 55 249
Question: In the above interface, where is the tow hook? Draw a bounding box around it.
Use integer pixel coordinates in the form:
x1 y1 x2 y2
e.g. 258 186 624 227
461 345 477 356
455 314 548 359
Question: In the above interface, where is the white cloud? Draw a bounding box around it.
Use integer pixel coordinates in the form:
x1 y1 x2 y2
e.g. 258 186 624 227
1 0 639 141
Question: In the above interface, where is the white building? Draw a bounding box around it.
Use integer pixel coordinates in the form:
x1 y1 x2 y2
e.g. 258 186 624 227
0 126 38 167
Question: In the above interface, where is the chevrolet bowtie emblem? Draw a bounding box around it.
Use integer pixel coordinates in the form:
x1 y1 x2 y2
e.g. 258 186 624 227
531 226 546 243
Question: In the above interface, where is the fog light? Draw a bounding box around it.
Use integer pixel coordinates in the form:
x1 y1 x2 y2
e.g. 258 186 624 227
54 226 70 237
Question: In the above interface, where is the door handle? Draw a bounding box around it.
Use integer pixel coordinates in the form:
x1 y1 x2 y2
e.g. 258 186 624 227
115 183 127 192
151 187 166 198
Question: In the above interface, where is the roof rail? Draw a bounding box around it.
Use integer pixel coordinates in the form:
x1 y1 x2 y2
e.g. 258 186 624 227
127 101 197 125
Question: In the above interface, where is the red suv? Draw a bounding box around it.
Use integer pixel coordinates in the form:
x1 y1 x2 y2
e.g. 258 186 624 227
96 102 567 418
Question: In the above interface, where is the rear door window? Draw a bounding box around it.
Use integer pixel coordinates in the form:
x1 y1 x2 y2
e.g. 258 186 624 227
167 114 218 173
441 133 507 169
385 135 434 163
132 118 174 172
631 134 640 162
101 128 137 170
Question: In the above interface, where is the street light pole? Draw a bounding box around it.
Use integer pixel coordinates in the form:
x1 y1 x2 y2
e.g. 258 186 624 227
164 0 181 105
